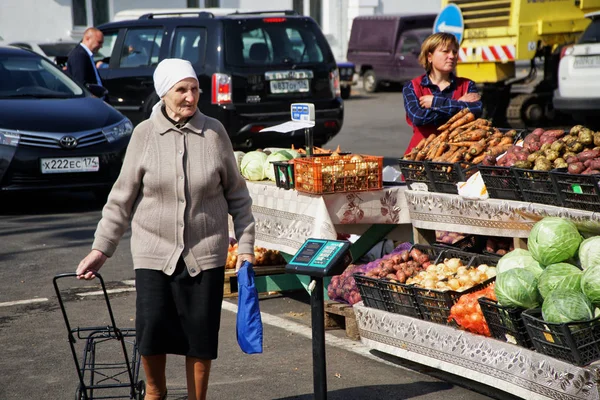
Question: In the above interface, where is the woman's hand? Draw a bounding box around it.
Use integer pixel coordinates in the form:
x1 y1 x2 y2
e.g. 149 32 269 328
458 93 481 103
419 95 434 109
76 250 108 280
236 253 256 272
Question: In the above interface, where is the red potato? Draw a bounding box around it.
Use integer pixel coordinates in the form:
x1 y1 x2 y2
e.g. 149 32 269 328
497 249 507 255
530 128 545 137
543 129 566 138
577 149 600 162
566 156 579 164
540 134 557 145
587 159 600 171
568 162 585 174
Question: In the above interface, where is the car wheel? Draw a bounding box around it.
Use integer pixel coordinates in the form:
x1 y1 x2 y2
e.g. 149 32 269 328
363 70 378 93
340 86 351 99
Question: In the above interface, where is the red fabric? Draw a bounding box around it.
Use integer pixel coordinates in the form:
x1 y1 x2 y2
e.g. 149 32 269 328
405 75 471 154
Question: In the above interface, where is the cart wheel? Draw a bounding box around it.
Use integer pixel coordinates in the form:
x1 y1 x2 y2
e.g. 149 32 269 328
75 384 86 400
136 380 146 400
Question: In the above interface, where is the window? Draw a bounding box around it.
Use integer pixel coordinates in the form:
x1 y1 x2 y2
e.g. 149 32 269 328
205 0 220 6
72 0 109 28
580 19 600 44
400 36 420 53
171 27 206 65
225 20 328 67
94 31 118 64
119 28 164 68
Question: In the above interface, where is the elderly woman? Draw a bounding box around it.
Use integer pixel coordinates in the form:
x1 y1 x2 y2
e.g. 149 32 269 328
402 32 483 154
76 58 255 400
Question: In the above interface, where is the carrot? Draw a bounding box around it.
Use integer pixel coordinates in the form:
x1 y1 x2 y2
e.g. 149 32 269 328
414 137 427 151
486 137 501 148
426 143 441 160
452 129 487 142
438 145 458 162
438 108 470 131
448 128 465 140
424 133 437 147
415 149 427 161
450 141 480 148
464 153 473 162
486 143 512 158
434 143 448 159
449 148 467 163
447 112 476 132
469 139 487 156
499 136 513 146
472 153 487 164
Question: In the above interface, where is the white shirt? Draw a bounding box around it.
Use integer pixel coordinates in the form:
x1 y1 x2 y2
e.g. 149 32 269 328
79 43 102 86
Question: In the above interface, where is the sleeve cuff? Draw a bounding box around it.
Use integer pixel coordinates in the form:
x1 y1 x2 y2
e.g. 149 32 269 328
92 237 117 258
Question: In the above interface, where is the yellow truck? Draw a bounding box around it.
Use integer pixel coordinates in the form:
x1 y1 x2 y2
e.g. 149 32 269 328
441 0 600 127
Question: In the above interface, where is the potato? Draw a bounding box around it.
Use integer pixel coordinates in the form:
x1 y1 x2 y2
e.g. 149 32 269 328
568 162 585 174
540 143 552 152
570 125 585 136
563 135 577 145
530 128 545 137
527 151 542 163
577 149 600 162
550 141 565 153
567 141 584 153
513 160 533 169
563 151 577 160
554 158 568 169
594 132 600 147
534 157 552 171
587 159 600 171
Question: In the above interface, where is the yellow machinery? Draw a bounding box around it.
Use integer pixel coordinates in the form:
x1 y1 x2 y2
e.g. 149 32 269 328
441 0 600 127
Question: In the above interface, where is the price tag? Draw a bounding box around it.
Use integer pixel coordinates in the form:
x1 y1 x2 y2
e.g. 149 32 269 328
572 184 583 194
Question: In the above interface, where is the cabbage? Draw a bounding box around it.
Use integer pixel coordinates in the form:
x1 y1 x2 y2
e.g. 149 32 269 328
264 150 294 181
581 264 600 306
286 149 301 159
233 151 245 171
496 249 544 277
579 236 600 270
537 263 582 299
542 289 594 323
240 151 268 181
495 268 542 309
527 217 582 266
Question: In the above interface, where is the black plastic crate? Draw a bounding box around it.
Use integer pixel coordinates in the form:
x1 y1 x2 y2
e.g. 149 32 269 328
550 169 600 212
434 234 488 254
410 243 445 264
513 168 562 206
432 247 477 266
426 161 478 194
412 278 495 326
378 279 422 319
478 165 522 201
272 161 295 190
397 159 435 192
478 297 533 348
353 273 388 312
469 253 501 268
522 308 600 366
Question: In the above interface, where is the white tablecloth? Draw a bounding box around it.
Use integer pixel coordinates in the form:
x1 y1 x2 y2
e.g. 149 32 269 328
235 181 410 254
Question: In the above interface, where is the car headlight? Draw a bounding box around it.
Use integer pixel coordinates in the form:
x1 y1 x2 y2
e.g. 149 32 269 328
0 129 20 147
102 119 133 143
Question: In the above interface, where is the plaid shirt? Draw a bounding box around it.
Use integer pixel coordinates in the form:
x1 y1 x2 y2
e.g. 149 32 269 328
403 74 482 127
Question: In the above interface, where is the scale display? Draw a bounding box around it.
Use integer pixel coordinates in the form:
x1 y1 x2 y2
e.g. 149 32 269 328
286 239 352 277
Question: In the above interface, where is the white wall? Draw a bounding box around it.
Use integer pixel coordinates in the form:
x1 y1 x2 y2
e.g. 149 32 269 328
0 0 73 43
382 0 441 14
111 0 186 15
227 0 293 10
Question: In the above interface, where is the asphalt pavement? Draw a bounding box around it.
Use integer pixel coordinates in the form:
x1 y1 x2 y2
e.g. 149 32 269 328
0 88 521 400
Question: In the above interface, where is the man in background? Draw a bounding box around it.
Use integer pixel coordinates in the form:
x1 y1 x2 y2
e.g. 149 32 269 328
67 27 104 88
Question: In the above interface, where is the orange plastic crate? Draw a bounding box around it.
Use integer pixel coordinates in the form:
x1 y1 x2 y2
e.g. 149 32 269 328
293 154 383 194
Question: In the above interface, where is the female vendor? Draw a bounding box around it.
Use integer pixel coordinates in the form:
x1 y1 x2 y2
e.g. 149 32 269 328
403 32 483 154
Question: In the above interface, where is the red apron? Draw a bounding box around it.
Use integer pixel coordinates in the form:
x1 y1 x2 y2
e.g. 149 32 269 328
405 75 471 154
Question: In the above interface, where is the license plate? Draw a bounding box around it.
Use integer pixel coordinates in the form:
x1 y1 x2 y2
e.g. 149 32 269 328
270 79 309 94
573 55 600 68
41 157 100 174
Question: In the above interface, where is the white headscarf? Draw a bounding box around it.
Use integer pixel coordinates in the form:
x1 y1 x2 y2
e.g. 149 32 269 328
151 58 199 116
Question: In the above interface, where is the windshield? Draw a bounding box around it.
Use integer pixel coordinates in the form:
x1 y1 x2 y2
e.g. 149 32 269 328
224 19 334 67
579 18 600 44
0 56 84 99
39 43 77 57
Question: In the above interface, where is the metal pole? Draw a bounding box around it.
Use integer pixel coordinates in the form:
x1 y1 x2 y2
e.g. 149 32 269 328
311 277 327 400
305 127 314 156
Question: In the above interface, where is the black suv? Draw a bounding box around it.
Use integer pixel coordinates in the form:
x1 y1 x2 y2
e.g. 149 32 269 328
96 10 344 149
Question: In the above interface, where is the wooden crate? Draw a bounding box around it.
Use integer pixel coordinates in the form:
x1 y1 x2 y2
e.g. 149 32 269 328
324 300 360 341
223 265 287 298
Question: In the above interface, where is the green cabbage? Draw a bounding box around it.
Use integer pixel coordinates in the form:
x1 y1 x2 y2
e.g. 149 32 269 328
495 268 542 309
241 151 268 181
579 236 600 270
581 264 600 306
264 150 294 181
496 249 544 277
527 217 582 266
537 263 582 299
542 289 594 323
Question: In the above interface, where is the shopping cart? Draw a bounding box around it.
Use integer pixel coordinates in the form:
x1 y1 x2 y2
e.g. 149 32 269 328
53 272 145 400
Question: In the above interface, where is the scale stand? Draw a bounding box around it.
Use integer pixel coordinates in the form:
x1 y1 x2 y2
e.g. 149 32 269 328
285 239 353 400
304 127 314 156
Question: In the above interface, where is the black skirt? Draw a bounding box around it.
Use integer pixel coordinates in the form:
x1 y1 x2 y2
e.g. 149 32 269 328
135 259 225 359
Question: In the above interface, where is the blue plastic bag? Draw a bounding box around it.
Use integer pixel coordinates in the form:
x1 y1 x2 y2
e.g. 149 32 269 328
236 261 263 354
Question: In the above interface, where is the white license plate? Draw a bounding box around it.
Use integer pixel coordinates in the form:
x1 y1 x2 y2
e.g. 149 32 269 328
270 79 309 94
41 157 100 174
573 55 600 68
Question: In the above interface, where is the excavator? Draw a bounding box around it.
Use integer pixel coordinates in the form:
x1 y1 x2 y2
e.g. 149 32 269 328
440 0 600 128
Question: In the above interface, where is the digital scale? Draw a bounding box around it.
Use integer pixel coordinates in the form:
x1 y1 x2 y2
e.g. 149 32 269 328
260 103 316 155
285 238 353 400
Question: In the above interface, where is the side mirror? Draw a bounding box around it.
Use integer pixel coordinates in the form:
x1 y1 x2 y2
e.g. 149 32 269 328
86 84 109 98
